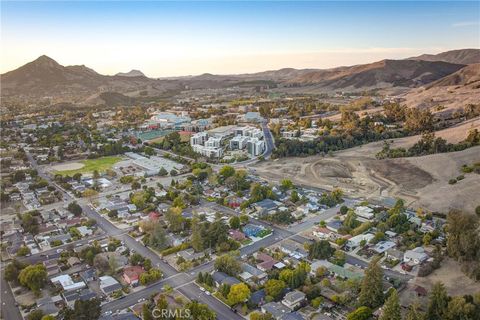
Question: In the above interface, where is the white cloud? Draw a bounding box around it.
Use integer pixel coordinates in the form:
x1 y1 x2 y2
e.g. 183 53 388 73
452 21 480 28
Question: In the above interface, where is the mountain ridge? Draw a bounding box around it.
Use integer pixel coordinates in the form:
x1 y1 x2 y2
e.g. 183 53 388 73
2 49 478 103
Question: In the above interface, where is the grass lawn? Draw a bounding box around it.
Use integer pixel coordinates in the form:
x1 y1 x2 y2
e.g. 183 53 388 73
55 156 123 176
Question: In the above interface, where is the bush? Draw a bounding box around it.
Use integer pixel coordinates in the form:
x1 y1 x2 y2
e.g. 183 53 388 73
448 179 457 185
456 175 465 181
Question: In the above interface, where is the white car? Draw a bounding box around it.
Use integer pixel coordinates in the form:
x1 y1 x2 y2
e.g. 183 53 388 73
199 287 206 292
205 291 211 296
56 249 64 253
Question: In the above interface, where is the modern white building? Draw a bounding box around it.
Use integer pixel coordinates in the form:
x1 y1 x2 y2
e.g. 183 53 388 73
205 137 222 148
190 132 208 146
230 135 249 150
247 138 265 157
192 145 223 158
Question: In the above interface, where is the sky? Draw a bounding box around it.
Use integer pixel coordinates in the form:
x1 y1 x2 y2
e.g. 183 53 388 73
1 1 479 77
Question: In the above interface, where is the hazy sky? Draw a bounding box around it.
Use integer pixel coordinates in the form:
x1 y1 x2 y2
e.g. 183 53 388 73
1 1 479 77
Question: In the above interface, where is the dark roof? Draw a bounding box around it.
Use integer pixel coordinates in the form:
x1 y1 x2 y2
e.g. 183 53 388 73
281 312 305 320
255 199 279 210
80 268 96 281
249 289 266 306
212 271 240 286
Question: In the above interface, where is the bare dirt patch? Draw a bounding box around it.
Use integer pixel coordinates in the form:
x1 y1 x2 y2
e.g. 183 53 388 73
367 159 434 190
413 258 480 297
254 120 480 213
51 162 85 171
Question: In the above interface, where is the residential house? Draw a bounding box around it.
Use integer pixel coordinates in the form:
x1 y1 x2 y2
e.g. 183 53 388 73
177 248 205 262
212 271 241 287
404 247 429 265
312 227 337 241
249 289 266 307
372 241 396 254
229 229 246 242
123 266 145 286
345 233 374 251
254 199 280 216
326 220 343 233
282 290 306 310
386 248 403 261
261 302 291 320
43 259 60 276
354 206 374 220
99 276 122 295
80 269 96 282
51 274 86 292
239 263 267 284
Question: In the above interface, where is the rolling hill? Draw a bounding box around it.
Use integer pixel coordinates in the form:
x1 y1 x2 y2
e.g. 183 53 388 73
1 49 478 103
287 59 466 90
408 49 480 65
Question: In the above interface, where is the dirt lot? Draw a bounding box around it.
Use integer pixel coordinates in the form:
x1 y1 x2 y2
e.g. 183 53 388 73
413 258 480 297
254 118 480 214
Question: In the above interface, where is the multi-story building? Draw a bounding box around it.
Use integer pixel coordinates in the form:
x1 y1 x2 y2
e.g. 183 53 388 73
247 138 265 157
190 132 208 146
230 135 249 150
205 137 222 148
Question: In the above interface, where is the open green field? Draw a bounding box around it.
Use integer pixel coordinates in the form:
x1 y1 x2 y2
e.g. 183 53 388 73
53 156 123 176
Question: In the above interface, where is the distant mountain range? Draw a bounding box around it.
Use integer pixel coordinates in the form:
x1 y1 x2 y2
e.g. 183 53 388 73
407 49 480 65
115 69 146 77
1 49 479 104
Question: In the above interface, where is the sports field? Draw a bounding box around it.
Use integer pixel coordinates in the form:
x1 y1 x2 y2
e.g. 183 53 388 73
53 156 122 176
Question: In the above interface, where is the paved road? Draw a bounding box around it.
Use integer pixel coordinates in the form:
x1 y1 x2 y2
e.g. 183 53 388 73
0 268 23 320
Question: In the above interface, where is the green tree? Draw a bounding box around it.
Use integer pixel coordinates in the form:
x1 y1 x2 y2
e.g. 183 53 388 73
426 282 449 320
16 246 31 257
308 240 334 260
404 303 424 320
62 298 101 320
227 283 251 305
18 264 47 295
185 301 216 320
280 179 294 191
358 257 384 308
148 223 168 250
379 289 401 320
264 279 286 300
67 201 82 216
229 216 241 229
159 167 168 176
142 303 153 320
144 146 155 156
290 190 300 203
219 165 235 180
445 296 476 320
347 306 372 320
191 217 204 252
214 254 241 276
250 312 273 320
26 310 44 320
4 259 27 282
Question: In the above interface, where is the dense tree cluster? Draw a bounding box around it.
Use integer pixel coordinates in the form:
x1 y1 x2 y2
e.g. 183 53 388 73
377 130 480 159
446 210 480 280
